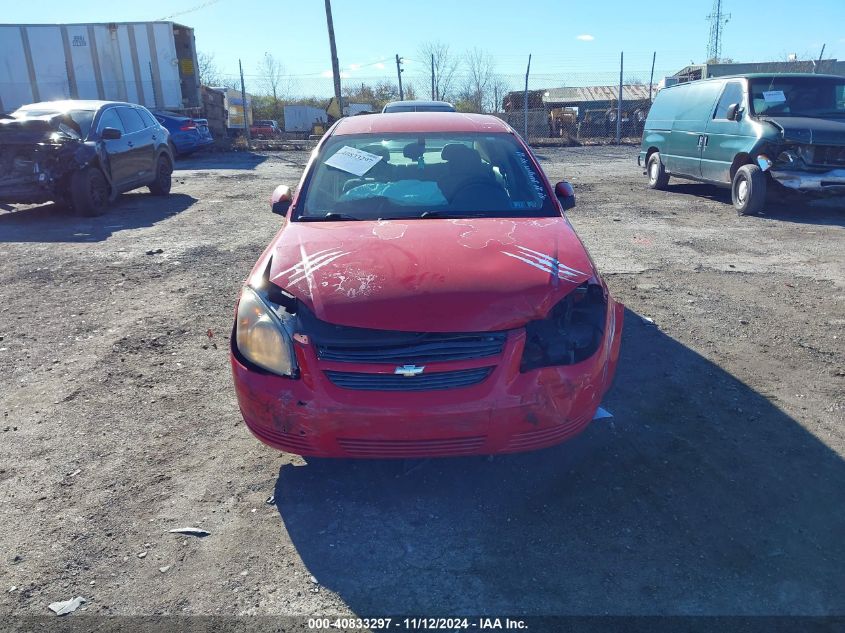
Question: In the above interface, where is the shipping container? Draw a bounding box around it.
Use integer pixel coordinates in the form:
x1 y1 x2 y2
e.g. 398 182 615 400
0 21 200 113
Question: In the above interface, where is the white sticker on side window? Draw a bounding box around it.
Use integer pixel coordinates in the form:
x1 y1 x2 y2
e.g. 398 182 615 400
324 146 383 176
762 90 787 103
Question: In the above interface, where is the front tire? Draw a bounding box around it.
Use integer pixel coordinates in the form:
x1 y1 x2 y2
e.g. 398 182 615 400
70 167 110 216
148 155 173 196
732 164 766 216
647 152 670 190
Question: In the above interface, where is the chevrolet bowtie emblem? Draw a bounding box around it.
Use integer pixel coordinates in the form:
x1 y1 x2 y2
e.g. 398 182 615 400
394 364 425 377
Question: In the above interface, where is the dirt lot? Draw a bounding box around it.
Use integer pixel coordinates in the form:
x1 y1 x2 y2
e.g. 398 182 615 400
1 146 843 621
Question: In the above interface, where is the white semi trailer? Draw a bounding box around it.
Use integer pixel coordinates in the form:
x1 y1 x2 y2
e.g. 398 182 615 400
0 21 201 113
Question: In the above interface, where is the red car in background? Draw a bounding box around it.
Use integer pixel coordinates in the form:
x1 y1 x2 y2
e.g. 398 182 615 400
231 112 623 458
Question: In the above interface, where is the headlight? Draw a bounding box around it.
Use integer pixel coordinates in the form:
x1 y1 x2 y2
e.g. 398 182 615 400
520 283 607 372
235 286 297 377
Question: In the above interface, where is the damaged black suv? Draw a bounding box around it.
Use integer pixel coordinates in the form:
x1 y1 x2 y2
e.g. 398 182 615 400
0 100 174 216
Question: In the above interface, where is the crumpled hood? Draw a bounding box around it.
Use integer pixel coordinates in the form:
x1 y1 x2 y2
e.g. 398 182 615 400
0 114 81 144
762 116 845 146
265 217 597 332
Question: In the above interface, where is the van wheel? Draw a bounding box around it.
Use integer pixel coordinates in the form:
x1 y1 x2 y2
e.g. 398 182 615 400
148 155 172 196
647 152 669 190
70 167 110 216
732 165 766 216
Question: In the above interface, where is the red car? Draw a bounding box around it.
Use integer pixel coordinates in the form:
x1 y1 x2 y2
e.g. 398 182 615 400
231 113 623 458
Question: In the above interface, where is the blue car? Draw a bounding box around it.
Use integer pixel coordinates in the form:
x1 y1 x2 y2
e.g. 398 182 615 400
153 111 214 157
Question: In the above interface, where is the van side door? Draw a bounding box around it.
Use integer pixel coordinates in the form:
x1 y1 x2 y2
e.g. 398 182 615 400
701 80 749 184
663 81 723 178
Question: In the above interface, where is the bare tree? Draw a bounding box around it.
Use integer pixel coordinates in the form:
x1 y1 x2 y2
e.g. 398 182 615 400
459 48 496 112
486 74 512 113
418 40 459 101
197 51 223 87
256 53 290 120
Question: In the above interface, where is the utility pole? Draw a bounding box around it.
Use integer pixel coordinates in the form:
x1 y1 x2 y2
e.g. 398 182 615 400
523 54 532 141
431 53 435 100
239 58 250 149
649 51 656 102
395 54 404 100
616 52 623 144
815 44 826 73
324 0 342 117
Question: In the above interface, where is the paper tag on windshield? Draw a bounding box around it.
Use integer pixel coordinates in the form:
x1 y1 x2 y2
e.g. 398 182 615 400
763 90 787 103
324 146 383 176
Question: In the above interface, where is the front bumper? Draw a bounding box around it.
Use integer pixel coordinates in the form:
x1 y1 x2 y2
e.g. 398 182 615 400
770 167 845 192
231 300 624 458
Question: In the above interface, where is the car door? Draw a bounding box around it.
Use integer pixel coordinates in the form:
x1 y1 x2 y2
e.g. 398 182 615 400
116 106 155 185
663 80 723 178
95 107 130 188
701 80 750 184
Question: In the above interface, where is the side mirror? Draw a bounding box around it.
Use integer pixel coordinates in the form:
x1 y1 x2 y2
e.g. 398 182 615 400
102 127 122 140
726 103 740 121
554 181 576 210
271 185 292 215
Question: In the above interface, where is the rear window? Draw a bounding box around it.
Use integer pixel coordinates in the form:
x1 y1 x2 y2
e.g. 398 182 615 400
298 132 557 221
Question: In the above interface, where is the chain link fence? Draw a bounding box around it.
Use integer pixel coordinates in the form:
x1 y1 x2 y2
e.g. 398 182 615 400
210 55 844 145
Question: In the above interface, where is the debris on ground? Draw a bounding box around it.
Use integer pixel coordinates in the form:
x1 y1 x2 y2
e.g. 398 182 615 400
168 527 210 537
641 316 655 325
159 566 170 573
265 495 275 505
145 248 164 255
48 596 86 615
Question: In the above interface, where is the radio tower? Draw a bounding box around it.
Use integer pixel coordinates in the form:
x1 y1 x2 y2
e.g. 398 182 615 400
706 0 731 62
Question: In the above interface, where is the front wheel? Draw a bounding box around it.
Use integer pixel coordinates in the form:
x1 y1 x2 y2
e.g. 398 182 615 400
70 167 110 216
647 152 670 190
732 164 766 216
148 155 173 196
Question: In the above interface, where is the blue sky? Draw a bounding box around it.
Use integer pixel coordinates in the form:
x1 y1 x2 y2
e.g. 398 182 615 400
3 0 843 92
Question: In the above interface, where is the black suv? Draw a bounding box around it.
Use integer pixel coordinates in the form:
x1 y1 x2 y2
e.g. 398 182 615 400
0 100 174 216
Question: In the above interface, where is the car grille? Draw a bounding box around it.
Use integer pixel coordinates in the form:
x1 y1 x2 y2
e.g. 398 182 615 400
316 332 507 364
324 367 493 391
337 436 486 458
813 145 845 167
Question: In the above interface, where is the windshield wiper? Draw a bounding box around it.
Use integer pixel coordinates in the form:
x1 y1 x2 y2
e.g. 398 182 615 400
419 211 488 219
298 212 361 222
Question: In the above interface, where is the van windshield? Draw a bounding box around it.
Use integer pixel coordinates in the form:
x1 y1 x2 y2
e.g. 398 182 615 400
749 77 845 118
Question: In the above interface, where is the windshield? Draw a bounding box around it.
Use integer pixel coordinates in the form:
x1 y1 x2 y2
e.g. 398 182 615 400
297 132 557 221
749 77 845 118
12 108 96 138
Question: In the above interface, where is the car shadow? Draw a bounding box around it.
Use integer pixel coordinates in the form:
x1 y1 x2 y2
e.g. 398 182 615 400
273 309 845 615
666 182 845 226
0 192 196 243
173 151 268 171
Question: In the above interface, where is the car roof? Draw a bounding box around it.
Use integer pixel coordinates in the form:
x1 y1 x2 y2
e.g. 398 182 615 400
332 112 512 135
383 100 454 107
675 73 843 85
16 99 138 112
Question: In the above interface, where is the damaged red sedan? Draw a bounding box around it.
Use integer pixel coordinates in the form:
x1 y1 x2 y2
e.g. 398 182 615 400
231 113 623 458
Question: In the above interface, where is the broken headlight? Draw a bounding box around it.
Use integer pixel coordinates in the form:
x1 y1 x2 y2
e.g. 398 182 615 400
235 286 298 377
520 283 607 372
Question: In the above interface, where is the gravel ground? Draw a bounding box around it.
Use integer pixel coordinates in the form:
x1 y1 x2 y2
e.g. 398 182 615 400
1 146 843 619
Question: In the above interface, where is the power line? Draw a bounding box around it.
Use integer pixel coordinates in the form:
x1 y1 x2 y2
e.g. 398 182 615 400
159 0 223 21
